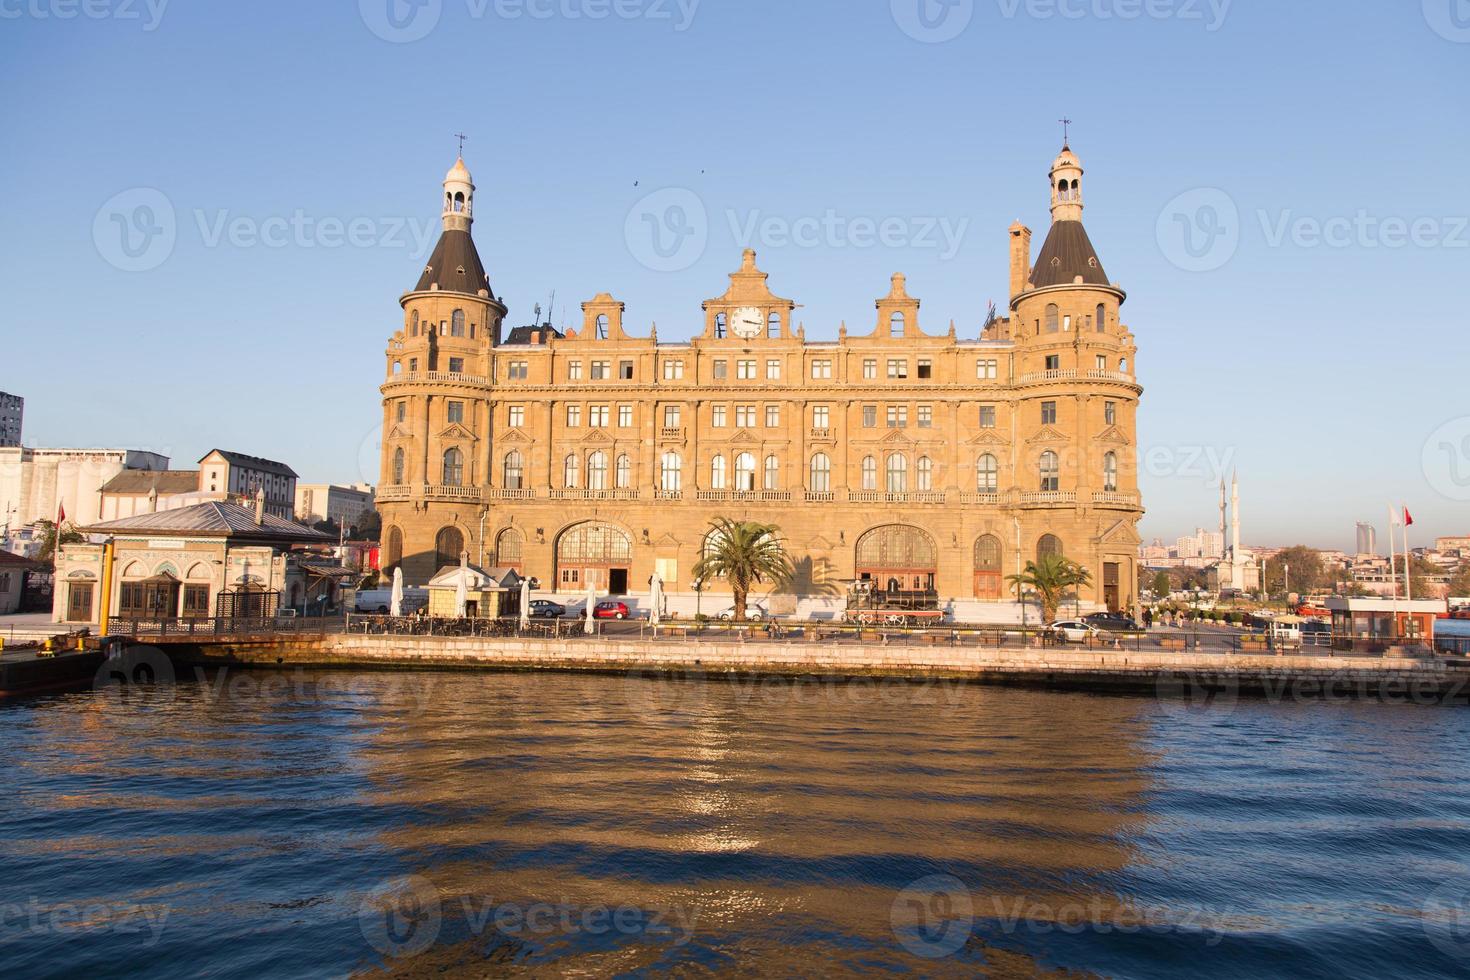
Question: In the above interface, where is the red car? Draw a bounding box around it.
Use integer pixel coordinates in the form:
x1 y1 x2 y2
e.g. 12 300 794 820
593 600 630 620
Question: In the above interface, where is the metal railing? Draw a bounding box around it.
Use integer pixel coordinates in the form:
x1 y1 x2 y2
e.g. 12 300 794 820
105 616 346 638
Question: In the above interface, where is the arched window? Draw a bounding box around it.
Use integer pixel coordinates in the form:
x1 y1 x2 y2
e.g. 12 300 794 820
1044 304 1060 333
392 362 402 376
434 526 464 569
452 191 466 213
861 456 878 491
503 450 524 490
392 447 405 485
451 309 466 337
615 454 631 489
715 313 727 338
1119 357 1129 373
564 453 580 488
890 312 906 338
410 310 419 336
809 453 831 493
386 527 403 570
1038 534 1064 560
441 447 464 487
917 456 933 492
974 534 1003 599
710 454 727 490
595 314 609 339
768 311 781 338
764 454 780 490
977 454 998 493
1095 303 1106 332
496 528 523 568
734 452 756 492
1103 452 1118 492
1039 451 1060 492
886 453 908 493
587 450 608 491
661 452 682 492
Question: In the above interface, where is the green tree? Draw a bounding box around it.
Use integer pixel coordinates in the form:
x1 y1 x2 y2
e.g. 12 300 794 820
1393 555 1442 598
35 519 84 567
1150 570 1172 598
691 518 792 622
1265 545 1324 596
1007 554 1092 624
1448 564 1470 599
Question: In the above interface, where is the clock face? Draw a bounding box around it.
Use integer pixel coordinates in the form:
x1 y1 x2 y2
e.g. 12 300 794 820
731 307 764 339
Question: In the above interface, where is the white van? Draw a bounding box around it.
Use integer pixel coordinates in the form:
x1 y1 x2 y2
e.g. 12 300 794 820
354 588 427 614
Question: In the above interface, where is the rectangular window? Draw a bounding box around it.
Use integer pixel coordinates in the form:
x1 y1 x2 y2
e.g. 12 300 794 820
887 359 908 379
712 360 728 380
737 359 757 380
863 358 877 380
568 360 583 381
619 360 634 381
1096 354 1107 372
447 401 464 424
766 359 782 380
1105 401 1117 426
918 405 933 428
712 405 727 427
664 405 681 428
591 361 610 380
589 405 609 427
917 359 932 380
448 357 465 374
508 405 525 428
396 401 406 423
736 405 756 428
183 584 210 617
813 405 830 428
979 405 996 429
408 358 418 373
765 404 780 427
1045 355 1061 371
618 404 633 428
1041 401 1057 425
663 359 684 380
566 405 582 427
862 405 877 428
811 359 832 379
976 359 998 380
886 405 908 428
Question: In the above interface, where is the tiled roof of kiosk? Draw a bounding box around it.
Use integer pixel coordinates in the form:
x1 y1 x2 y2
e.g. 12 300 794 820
83 501 331 541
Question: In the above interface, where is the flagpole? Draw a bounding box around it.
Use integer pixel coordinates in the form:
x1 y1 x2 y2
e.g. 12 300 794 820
1403 507 1414 603
1388 505 1400 643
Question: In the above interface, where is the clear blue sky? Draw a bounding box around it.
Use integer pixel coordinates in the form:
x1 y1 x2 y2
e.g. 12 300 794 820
2 0 1467 551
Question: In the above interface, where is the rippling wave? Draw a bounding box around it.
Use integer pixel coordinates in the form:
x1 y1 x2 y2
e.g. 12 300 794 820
1 671 1468 978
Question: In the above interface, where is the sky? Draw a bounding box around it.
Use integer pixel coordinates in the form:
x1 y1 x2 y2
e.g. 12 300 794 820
1 0 1467 551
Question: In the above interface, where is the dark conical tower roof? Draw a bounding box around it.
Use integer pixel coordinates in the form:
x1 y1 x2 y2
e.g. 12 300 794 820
415 228 492 296
1029 220 1109 289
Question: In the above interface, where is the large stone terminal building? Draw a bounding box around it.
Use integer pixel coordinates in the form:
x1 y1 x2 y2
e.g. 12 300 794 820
377 146 1144 618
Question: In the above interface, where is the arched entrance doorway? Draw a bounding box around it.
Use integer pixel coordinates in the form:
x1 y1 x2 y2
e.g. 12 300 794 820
855 525 937 606
434 527 464 570
496 528 524 573
556 522 633 594
974 534 1003 599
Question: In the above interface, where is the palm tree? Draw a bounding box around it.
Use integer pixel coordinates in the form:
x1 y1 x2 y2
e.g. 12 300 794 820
691 518 791 622
1006 554 1092 624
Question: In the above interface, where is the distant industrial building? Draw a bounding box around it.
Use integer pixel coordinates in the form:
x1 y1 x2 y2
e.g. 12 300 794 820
295 483 374 529
0 392 21 447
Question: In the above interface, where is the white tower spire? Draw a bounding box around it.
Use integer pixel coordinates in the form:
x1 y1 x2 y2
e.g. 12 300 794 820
1231 472 1242 559
442 155 474 233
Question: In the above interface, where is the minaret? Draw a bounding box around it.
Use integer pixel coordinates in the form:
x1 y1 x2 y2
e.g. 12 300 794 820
1231 473 1242 562
1219 479 1227 555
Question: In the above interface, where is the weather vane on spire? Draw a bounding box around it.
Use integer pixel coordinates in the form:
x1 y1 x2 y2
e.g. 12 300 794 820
455 132 468 157
1059 118 1073 146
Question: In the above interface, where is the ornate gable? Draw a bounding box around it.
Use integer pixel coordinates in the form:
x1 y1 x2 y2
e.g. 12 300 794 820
1096 519 1142 548
1095 425 1132 446
438 422 477 443
1026 424 1069 445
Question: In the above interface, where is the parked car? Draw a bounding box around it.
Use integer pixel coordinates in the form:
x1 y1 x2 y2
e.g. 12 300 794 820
528 600 567 619
1083 612 1140 632
717 604 768 621
1048 620 1104 643
593 600 630 620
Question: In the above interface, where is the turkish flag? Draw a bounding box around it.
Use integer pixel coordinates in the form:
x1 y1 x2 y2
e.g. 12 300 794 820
1403 507 1414 528
57 502 65 527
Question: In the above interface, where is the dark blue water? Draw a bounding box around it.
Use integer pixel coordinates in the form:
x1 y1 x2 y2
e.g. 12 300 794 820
2 670 1469 978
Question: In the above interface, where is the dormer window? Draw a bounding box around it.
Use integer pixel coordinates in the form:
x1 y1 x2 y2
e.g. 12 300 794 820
767 312 781 338
596 314 609 339
715 313 727 339
890 312 905 338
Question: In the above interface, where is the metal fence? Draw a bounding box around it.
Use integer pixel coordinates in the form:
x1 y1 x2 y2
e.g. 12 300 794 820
105 616 346 638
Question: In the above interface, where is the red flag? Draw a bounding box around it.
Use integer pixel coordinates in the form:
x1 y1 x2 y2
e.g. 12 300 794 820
1403 506 1414 528
56 502 65 527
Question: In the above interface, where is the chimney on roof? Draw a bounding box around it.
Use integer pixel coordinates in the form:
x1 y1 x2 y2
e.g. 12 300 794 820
254 488 265 525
